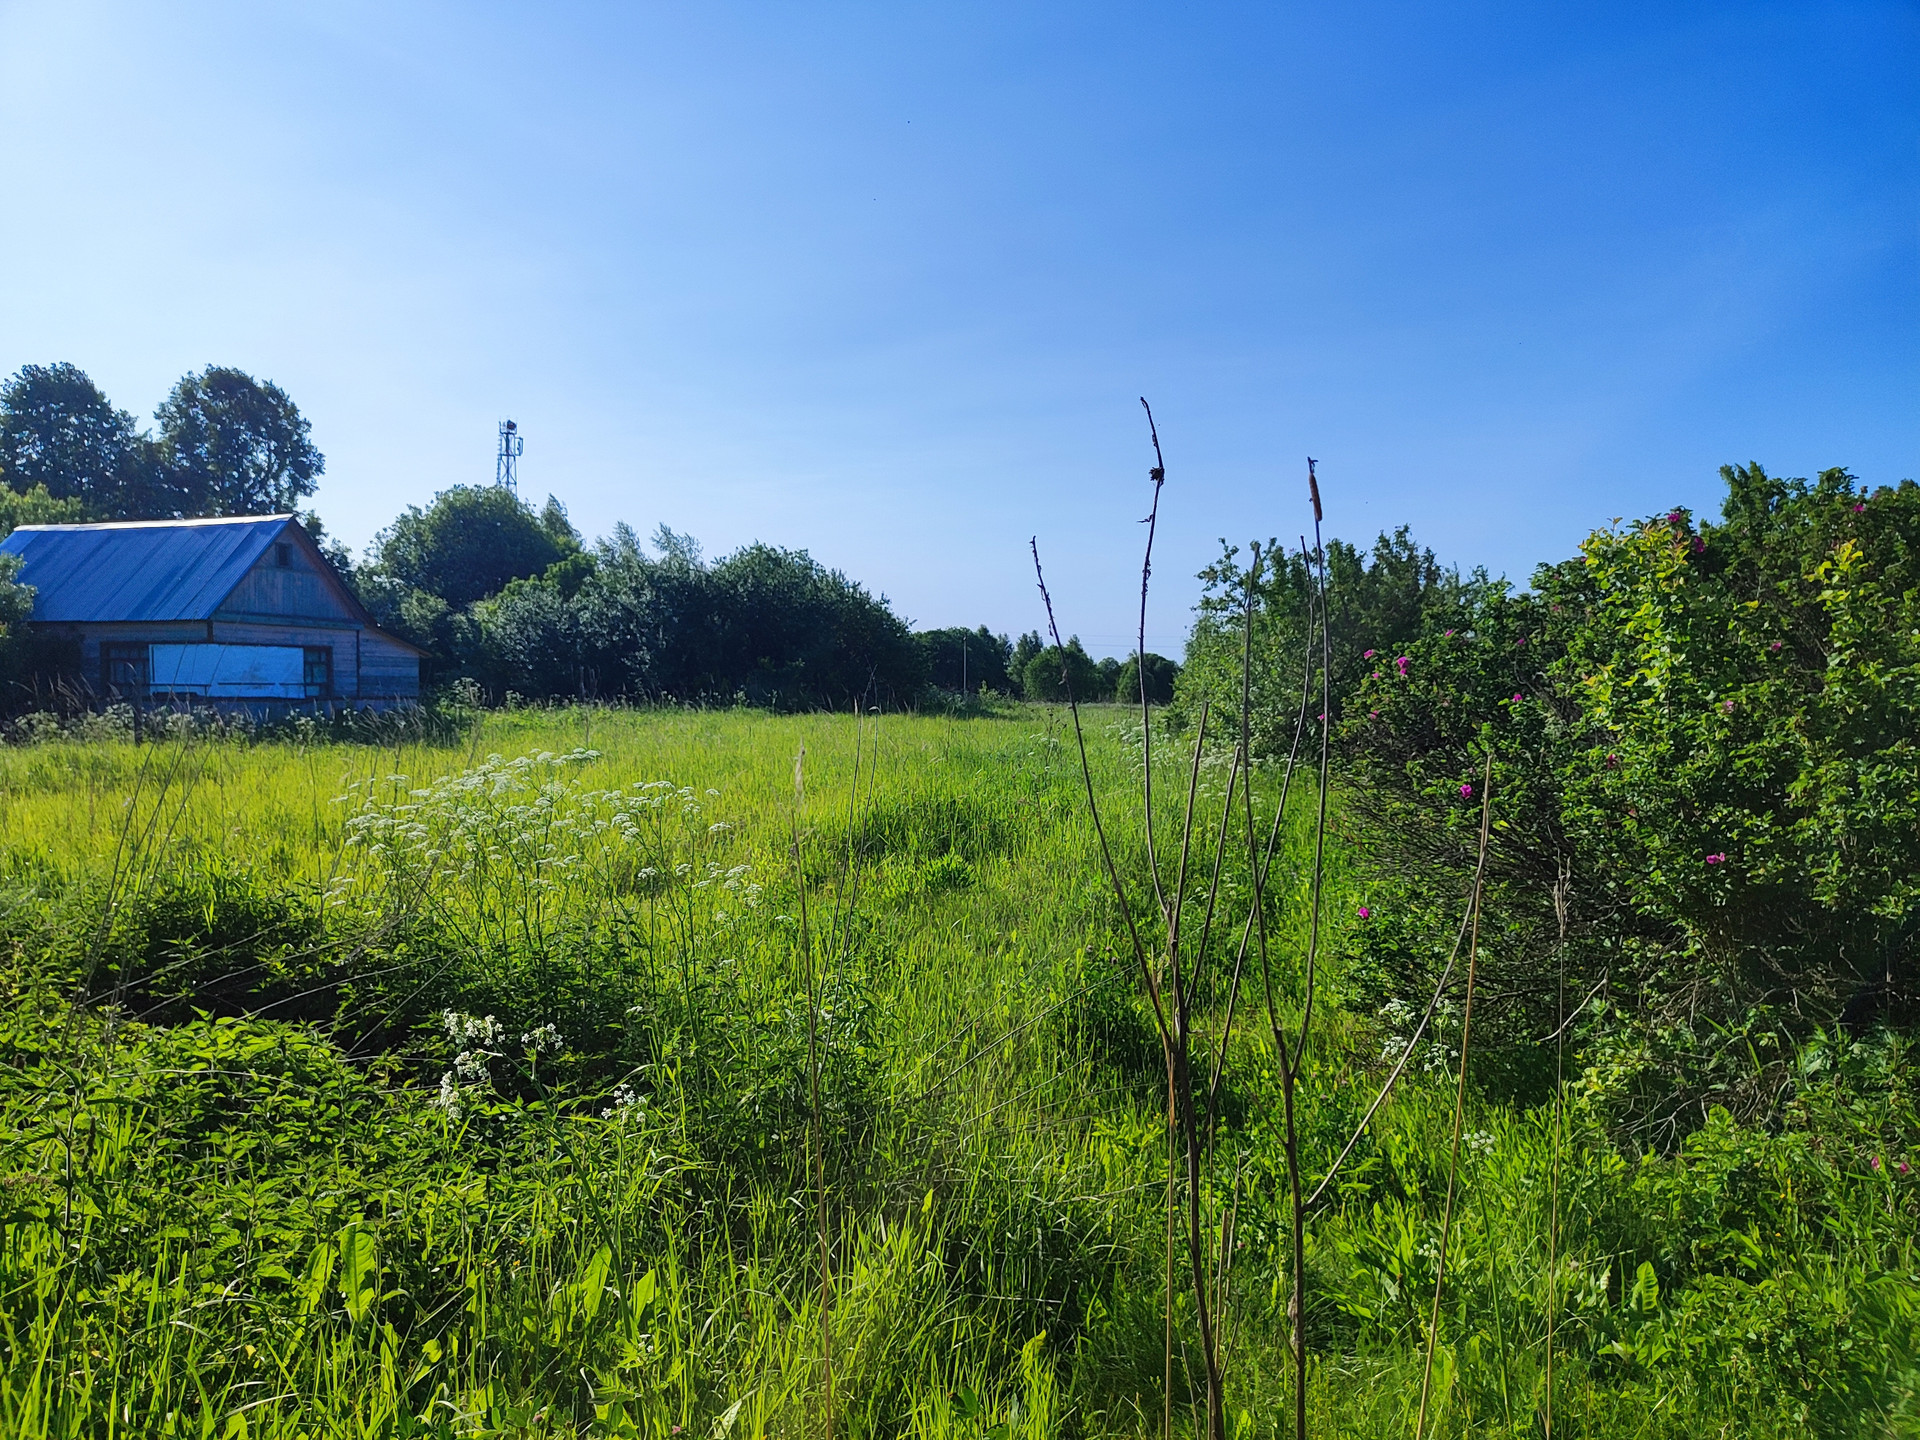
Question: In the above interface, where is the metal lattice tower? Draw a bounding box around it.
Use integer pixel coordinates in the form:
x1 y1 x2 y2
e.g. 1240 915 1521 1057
496 419 523 492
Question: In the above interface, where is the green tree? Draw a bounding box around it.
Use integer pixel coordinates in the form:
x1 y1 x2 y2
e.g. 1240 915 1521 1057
703 542 924 708
543 525 924 707
0 483 90 542
361 486 581 613
466 573 586 700
1021 637 1102 702
1115 651 1181 704
1180 527 1460 750
155 366 323 515
1009 631 1043 697
919 626 1014 694
0 363 159 516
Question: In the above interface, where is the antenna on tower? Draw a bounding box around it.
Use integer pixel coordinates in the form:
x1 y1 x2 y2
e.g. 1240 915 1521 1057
496 419 524 492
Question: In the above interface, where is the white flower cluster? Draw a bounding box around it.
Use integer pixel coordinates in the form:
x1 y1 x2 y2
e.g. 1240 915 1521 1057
601 1081 645 1121
446 1011 505 1047
1375 998 1457 1075
436 1010 506 1117
336 755 759 932
435 1010 562 1117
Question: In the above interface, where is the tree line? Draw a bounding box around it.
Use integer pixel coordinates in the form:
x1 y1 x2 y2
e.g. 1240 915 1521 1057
0 362 1177 710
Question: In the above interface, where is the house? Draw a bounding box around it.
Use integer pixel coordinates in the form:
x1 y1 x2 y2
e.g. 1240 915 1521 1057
0 515 425 711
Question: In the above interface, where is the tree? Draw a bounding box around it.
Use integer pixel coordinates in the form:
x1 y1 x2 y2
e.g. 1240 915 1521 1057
155 366 323 515
0 483 89 542
467 573 586 699
362 486 580 612
1010 630 1043 696
490 525 923 708
0 363 157 515
919 626 1014 694
1021 637 1103 702
1115 651 1180 704
1180 526 1462 753
703 543 925 708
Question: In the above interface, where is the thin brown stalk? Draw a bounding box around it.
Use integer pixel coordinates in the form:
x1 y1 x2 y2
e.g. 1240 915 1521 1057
1037 414 1230 1436
1188 739 1242 1007
1165 1065 1176 1440
1138 398 1172 929
1254 500 1332 1440
1162 704 1227 1439
1415 748 1495 1440
1297 475 1333 1065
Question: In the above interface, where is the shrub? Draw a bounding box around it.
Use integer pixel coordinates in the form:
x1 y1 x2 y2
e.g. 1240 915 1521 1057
1340 466 1920 1118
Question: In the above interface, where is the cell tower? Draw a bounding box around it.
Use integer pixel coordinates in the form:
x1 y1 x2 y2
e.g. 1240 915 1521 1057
496 419 523 492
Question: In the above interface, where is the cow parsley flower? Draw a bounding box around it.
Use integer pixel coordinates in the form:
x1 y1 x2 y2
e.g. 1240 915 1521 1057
444 1011 505 1048
602 1082 644 1120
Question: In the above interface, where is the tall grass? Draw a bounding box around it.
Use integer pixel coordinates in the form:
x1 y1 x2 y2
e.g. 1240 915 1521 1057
0 707 1915 1436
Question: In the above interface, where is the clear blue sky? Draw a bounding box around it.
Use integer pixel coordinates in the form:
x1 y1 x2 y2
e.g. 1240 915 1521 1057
2 2 1913 656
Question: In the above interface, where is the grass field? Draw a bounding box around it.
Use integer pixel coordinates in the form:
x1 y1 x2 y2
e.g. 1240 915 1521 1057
0 706 1914 1437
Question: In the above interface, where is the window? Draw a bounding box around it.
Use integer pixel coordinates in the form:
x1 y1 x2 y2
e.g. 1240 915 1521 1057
303 647 333 699
274 543 293 568
101 642 149 697
149 644 305 698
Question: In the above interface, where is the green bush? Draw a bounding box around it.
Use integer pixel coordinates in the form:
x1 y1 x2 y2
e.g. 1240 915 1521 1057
1341 465 1920 1120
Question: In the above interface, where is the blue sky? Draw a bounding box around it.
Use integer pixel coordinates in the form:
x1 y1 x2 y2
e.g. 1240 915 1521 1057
1 1 1913 655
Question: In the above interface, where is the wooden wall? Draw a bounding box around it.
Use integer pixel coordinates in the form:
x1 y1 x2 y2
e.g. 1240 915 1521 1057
219 543 359 623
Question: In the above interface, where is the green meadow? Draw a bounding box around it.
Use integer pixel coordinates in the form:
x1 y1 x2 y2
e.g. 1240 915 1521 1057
0 707 1914 1437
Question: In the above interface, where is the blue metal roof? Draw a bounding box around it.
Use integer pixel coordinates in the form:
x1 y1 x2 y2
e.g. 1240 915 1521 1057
0 516 294 623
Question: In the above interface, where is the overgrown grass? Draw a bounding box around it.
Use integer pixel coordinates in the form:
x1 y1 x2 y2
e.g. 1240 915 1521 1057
0 706 1913 1436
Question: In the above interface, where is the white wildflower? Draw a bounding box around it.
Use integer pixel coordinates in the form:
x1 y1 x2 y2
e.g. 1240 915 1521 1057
601 1082 644 1120
443 1011 505 1048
